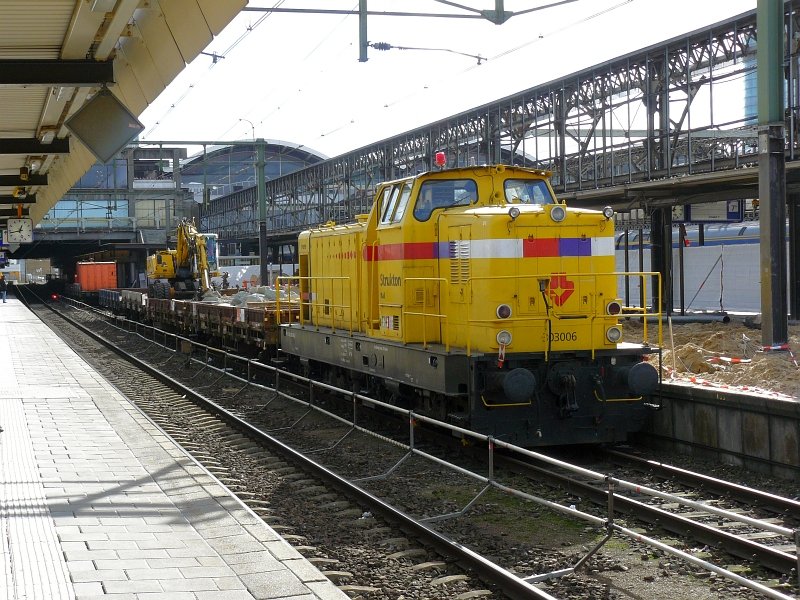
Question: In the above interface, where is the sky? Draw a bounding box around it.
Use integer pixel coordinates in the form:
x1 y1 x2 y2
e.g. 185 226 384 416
138 0 758 159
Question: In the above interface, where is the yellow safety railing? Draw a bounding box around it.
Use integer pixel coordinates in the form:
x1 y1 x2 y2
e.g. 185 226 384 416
397 277 450 351
615 270 663 349
276 276 355 335
392 271 662 358
278 271 663 357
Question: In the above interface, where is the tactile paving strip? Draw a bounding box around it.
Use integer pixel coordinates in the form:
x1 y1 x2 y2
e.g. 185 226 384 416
0 396 74 600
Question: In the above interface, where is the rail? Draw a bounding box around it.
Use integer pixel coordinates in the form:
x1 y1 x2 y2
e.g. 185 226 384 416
55 293 555 600
53 293 799 597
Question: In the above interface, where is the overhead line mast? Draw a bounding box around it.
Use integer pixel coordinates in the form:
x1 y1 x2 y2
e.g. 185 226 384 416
757 0 788 345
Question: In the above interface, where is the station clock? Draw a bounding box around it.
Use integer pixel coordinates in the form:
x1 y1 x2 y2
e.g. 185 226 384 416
7 218 33 243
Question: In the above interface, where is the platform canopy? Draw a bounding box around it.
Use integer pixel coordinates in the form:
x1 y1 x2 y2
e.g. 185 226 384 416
0 0 246 225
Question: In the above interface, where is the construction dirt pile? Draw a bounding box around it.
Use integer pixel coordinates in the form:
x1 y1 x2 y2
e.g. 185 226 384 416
622 316 800 400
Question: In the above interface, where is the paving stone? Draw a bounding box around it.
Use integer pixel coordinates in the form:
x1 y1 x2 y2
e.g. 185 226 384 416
0 302 348 600
69 569 128 582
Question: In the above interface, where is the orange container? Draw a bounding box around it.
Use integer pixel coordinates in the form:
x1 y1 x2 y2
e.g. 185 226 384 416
76 262 117 292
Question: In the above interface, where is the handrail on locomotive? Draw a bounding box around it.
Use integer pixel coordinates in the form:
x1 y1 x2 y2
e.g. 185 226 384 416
276 271 663 358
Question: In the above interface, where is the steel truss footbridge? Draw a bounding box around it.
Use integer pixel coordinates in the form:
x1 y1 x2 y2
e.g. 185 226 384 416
203 1 800 310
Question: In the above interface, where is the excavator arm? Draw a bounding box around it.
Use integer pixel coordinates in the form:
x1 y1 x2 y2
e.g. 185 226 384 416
175 219 199 271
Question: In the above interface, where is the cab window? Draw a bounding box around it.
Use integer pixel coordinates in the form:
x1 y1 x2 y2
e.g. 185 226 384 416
380 185 401 224
413 179 478 221
392 183 412 223
379 187 395 223
504 179 554 205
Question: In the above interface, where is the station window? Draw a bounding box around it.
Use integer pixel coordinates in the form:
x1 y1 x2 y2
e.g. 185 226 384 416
78 159 127 189
504 179 554 205
413 179 478 221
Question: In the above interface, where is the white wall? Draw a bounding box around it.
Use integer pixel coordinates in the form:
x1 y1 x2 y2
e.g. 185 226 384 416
615 243 776 313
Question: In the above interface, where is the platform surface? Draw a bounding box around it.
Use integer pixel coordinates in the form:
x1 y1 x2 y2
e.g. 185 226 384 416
0 297 348 600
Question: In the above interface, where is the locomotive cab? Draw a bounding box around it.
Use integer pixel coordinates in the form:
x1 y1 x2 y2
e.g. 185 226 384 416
366 167 561 349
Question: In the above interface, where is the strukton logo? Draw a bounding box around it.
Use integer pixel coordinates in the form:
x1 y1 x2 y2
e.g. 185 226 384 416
380 274 401 286
547 273 574 306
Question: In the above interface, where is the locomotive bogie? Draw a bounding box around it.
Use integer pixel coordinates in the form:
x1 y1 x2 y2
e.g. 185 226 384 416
279 323 655 446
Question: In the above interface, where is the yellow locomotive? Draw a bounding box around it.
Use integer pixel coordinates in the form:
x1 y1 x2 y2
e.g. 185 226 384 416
279 164 661 446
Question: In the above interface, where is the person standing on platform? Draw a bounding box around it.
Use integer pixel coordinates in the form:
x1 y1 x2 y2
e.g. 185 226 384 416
0 274 7 303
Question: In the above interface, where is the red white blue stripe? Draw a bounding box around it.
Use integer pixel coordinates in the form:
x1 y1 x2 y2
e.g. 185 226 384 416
362 237 614 261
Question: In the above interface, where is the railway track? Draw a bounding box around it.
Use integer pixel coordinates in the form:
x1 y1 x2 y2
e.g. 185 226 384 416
605 448 800 524
24 288 800 599
500 449 799 576
20 288 550 599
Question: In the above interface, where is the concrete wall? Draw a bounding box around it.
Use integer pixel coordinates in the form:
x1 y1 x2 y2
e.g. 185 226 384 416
638 382 800 480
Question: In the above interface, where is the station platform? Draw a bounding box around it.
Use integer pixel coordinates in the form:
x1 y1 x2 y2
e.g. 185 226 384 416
0 297 348 600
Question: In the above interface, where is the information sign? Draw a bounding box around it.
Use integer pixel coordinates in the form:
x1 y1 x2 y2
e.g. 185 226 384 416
673 200 744 223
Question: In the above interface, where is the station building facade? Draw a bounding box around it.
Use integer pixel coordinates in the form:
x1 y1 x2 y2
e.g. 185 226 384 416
32 141 325 283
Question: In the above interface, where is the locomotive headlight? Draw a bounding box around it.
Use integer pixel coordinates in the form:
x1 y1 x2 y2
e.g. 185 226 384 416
606 326 622 343
550 205 566 222
497 330 513 346
496 304 512 319
508 206 520 221
606 301 622 316
602 206 615 220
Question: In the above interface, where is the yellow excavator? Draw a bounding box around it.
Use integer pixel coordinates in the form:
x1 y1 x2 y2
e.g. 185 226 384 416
146 218 219 299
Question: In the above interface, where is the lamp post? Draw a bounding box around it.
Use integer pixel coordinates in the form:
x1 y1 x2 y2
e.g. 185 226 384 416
239 118 268 287
238 117 257 194
238 117 255 141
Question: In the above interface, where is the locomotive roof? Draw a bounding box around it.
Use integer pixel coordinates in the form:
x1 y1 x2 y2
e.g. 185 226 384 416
382 164 552 186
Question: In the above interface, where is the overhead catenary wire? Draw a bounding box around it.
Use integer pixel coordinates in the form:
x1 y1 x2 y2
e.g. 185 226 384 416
490 0 635 61
319 0 640 142
218 3 357 141
368 41 485 64
143 0 288 139
145 0 641 147
390 0 636 80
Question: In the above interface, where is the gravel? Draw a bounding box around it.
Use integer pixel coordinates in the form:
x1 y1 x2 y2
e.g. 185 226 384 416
41 303 800 599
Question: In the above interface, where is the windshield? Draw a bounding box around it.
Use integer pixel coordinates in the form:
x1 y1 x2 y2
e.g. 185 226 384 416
413 179 478 221
504 179 554 205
